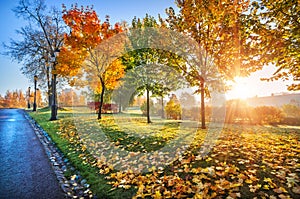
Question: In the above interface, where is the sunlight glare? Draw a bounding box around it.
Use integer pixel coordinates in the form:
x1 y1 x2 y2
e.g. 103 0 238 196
226 77 255 100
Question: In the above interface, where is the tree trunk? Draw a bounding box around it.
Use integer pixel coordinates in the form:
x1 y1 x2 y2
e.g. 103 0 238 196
47 66 52 107
97 81 105 120
48 93 52 107
118 102 122 113
200 81 206 129
161 95 165 119
50 73 58 121
146 87 151 123
118 93 122 113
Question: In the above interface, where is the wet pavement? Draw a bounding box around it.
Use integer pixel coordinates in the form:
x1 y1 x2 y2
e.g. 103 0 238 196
0 109 65 199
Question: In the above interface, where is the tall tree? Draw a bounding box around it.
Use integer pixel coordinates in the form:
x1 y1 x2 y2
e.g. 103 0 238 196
5 0 65 116
61 5 124 119
0 90 27 108
166 0 262 128
4 91 14 108
179 92 196 108
36 89 43 107
0 95 4 108
122 14 185 123
18 90 27 108
111 79 138 113
251 0 300 90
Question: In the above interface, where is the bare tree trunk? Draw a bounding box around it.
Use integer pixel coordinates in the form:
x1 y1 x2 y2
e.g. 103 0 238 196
47 65 52 107
97 81 105 120
200 81 206 129
161 95 165 119
50 73 58 120
118 95 122 113
146 87 151 123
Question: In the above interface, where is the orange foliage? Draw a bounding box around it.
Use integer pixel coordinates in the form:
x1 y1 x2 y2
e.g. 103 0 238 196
88 59 125 94
57 4 123 78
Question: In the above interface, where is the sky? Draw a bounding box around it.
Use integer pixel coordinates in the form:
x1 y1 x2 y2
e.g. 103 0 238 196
0 0 176 95
0 0 298 99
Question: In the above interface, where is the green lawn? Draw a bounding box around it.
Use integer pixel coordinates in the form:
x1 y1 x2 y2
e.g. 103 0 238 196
29 108 300 198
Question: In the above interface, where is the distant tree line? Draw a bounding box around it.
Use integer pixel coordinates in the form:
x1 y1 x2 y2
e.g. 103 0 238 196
224 100 300 125
58 89 86 107
0 89 43 108
0 88 89 109
140 92 300 125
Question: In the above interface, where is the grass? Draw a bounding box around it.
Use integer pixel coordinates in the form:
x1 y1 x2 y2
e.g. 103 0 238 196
29 107 136 198
29 107 300 199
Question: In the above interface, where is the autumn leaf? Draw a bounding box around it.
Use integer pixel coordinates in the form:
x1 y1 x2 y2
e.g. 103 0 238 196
292 186 300 194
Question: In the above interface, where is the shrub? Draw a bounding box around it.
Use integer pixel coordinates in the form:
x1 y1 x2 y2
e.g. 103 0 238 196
282 104 300 118
251 106 283 124
165 97 182 120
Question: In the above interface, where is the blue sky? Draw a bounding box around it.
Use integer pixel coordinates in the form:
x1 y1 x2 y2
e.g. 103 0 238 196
0 0 175 96
0 0 298 98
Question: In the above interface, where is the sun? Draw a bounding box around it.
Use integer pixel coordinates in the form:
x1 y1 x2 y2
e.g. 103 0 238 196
226 77 255 100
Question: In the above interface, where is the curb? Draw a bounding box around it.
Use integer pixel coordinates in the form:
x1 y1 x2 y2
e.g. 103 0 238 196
24 111 96 198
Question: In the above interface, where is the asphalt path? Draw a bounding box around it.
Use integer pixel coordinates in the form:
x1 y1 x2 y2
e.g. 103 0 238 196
0 109 64 199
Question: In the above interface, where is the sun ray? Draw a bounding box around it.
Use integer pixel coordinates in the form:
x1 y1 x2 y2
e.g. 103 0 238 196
226 77 256 100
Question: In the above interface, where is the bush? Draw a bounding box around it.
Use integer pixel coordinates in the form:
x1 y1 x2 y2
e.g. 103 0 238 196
251 106 283 125
165 98 182 120
281 117 300 125
282 104 300 118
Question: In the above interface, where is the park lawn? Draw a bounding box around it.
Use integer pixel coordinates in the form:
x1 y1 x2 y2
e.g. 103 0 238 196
29 108 300 199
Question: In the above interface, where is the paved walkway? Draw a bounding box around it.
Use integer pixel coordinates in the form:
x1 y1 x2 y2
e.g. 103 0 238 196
0 109 65 199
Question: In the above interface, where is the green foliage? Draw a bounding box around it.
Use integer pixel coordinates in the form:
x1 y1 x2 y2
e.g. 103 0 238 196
121 14 186 123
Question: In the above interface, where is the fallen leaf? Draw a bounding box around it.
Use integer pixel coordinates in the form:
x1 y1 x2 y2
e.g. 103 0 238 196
292 186 300 194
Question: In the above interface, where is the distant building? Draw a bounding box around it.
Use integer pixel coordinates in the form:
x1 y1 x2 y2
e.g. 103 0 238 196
246 93 300 107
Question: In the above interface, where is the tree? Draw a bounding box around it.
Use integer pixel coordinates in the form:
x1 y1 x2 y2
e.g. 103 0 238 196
61 5 124 120
121 14 185 123
166 0 263 128
151 66 185 119
5 0 65 119
251 0 300 90
0 95 4 108
18 90 27 108
58 89 80 107
165 94 182 120
179 92 196 108
122 63 174 123
36 89 43 107
4 90 14 108
0 90 27 108
140 99 155 116
111 78 137 113
282 104 300 118
251 106 283 124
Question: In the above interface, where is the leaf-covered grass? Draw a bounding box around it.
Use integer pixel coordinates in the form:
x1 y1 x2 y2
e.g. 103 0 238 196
29 108 300 198
29 108 136 199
